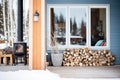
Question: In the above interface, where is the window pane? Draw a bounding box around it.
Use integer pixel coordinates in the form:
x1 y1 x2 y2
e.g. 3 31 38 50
50 8 66 46
91 8 106 46
56 38 66 45
70 8 87 45
70 38 86 45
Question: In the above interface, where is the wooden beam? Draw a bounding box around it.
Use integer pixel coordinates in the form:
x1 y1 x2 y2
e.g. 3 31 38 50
29 0 45 70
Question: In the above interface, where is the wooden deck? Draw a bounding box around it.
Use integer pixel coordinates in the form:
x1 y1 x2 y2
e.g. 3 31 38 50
0 65 120 79
47 65 120 78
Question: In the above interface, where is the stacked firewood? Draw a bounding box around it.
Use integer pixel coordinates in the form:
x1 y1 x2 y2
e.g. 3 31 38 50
63 48 115 66
0 40 5 43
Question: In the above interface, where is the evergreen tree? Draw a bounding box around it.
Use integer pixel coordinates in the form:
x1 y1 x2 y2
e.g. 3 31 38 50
59 13 65 23
70 18 72 34
80 19 86 40
55 15 59 24
72 18 77 35
0 3 4 35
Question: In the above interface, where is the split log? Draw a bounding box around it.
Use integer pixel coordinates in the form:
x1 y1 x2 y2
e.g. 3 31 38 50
63 48 115 66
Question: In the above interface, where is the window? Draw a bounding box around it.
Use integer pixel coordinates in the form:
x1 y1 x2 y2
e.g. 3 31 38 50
47 4 110 50
70 7 88 46
50 7 66 46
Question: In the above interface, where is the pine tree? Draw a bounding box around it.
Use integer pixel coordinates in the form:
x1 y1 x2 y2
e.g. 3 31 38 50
70 18 72 34
55 16 59 24
0 3 4 35
80 19 86 40
72 18 77 36
59 13 64 23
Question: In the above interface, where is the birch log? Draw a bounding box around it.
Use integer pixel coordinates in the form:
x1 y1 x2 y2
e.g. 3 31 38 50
63 48 115 66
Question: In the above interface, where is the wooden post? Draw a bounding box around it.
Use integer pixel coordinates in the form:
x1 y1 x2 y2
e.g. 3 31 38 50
29 0 45 70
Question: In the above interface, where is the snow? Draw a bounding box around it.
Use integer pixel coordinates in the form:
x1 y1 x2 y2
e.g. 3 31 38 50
0 70 119 80
0 70 60 80
0 43 7 49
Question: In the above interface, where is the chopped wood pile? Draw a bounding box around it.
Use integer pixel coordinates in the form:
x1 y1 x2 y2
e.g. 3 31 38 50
0 40 5 43
63 48 115 66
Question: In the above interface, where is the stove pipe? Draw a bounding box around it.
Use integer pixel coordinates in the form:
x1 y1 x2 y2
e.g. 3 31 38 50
17 0 23 41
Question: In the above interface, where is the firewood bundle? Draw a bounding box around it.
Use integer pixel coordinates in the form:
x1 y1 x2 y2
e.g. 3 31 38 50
63 48 115 66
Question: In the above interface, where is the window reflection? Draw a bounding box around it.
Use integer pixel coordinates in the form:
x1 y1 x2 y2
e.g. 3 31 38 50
70 8 87 45
50 8 66 46
56 38 66 45
70 38 86 45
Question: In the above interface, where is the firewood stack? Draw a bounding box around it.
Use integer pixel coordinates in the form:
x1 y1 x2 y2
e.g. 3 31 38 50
63 48 115 66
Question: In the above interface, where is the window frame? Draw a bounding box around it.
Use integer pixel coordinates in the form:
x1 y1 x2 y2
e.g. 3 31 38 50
47 4 110 50
89 5 110 50
47 5 67 50
68 6 89 48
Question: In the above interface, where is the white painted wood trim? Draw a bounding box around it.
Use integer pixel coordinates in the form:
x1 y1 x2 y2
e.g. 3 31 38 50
89 4 110 49
47 4 110 50
29 0 33 70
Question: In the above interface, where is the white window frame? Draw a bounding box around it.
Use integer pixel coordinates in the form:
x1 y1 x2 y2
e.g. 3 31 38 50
47 4 110 50
68 6 89 49
47 5 67 50
89 4 110 50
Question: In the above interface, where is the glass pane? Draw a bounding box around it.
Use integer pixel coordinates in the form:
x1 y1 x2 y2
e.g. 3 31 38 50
91 8 106 46
56 38 66 45
70 8 87 45
50 7 66 46
70 38 86 45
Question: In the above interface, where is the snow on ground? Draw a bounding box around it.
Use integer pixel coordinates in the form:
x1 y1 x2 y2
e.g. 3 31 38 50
0 70 119 80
